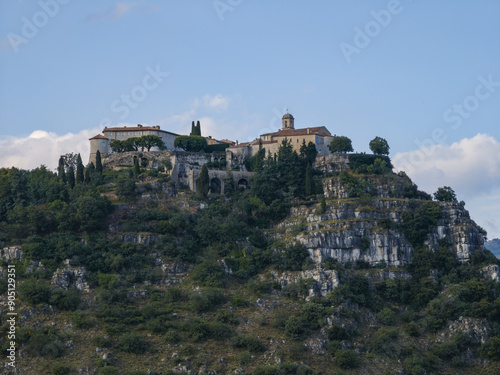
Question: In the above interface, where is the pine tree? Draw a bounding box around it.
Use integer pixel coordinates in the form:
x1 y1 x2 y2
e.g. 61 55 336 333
197 165 209 199
67 166 75 188
95 150 103 174
76 154 84 184
134 157 141 176
57 156 66 183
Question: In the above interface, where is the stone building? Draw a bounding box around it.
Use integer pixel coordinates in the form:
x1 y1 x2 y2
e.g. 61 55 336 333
89 124 179 164
226 113 334 163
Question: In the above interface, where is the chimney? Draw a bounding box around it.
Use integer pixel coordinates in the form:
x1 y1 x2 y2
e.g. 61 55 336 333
307 128 310 134
137 124 142 128
156 125 160 129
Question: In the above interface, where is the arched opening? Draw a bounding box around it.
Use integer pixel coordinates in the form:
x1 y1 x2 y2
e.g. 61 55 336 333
237 178 248 190
210 177 222 195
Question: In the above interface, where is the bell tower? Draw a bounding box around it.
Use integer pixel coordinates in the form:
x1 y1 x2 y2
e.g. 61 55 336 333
282 113 294 130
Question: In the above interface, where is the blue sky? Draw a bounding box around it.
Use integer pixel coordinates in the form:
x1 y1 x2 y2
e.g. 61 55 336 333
1 0 500 237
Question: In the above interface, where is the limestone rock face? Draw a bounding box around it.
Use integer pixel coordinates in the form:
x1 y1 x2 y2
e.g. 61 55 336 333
447 317 491 345
273 178 485 267
0 246 23 261
481 264 500 282
269 267 339 298
51 259 90 292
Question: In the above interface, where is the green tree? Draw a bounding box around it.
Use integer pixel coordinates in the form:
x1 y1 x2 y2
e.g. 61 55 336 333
110 139 126 153
75 154 84 184
190 121 196 135
134 157 141 176
434 186 457 202
174 135 208 152
116 178 137 202
300 140 318 164
84 163 95 183
369 136 390 155
195 120 201 136
57 156 66 183
95 150 103 174
67 166 75 189
305 163 313 196
141 135 166 151
328 135 353 153
197 165 209 199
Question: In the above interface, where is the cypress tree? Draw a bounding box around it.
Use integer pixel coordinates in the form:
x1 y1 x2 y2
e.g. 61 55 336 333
76 154 84 184
196 120 201 136
305 162 313 196
197 165 209 199
57 156 66 183
85 163 95 183
95 150 103 174
190 121 195 136
67 166 75 188
134 157 141 176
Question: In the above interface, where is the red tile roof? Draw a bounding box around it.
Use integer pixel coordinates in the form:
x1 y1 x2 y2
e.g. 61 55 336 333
89 134 109 140
103 126 179 136
271 126 331 137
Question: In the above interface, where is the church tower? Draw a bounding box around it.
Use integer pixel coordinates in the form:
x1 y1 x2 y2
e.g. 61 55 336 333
282 113 294 130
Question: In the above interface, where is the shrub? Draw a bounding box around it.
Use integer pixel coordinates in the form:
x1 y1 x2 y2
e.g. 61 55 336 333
285 316 307 340
50 289 81 311
230 334 266 352
208 321 233 340
238 350 252 365
116 333 147 354
334 349 358 369
18 278 51 305
327 324 349 341
164 330 180 344
28 328 65 358
214 310 239 325
98 367 119 375
189 288 225 312
52 363 70 375
377 307 396 325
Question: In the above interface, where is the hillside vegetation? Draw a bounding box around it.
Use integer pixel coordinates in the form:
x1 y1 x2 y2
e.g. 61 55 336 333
1 144 500 375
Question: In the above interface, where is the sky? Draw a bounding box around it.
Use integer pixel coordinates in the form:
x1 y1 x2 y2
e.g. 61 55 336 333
0 0 499 237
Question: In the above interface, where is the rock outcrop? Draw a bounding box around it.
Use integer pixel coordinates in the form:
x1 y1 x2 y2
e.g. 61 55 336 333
51 259 90 292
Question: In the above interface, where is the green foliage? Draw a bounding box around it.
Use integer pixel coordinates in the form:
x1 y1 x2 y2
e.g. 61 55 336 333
27 327 66 358
205 143 230 153
434 186 458 202
377 307 396 325
95 150 103 174
300 140 318 165
189 288 225 312
402 201 441 247
51 363 70 375
134 157 141 176
50 289 81 311
349 154 392 174
98 367 119 375
230 334 266 352
116 178 137 202
369 136 390 155
191 259 226 287
273 242 310 271
76 153 84 184
197 165 209 199
338 171 375 198
116 332 147 354
18 278 51 305
328 135 353 153
174 135 208 152
334 349 358 369
110 135 166 152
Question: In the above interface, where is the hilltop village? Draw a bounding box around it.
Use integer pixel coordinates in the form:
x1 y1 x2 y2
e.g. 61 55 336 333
88 113 335 193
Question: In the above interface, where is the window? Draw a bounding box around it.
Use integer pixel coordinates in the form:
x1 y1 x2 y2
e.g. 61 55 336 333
134 132 136 135
297 139 299 143
122 132 125 136
101 141 106 148
285 120 288 127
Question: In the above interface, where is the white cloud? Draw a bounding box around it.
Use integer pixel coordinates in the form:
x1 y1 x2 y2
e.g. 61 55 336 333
393 133 500 198
202 94 230 111
0 127 101 171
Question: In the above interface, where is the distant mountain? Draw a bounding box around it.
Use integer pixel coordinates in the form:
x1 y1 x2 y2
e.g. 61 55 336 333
485 238 500 258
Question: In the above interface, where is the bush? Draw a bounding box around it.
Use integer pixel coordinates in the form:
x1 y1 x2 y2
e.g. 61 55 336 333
285 316 308 340
28 328 65 358
52 363 70 375
98 367 119 375
230 334 266 352
189 288 225 312
377 307 396 325
18 278 51 305
116 333 147 354
334 349 358 369
164 329 180 344
50 289 81 311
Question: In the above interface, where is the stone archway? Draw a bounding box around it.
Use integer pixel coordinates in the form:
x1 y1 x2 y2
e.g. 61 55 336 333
237 178 248 190
210 177 222 194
